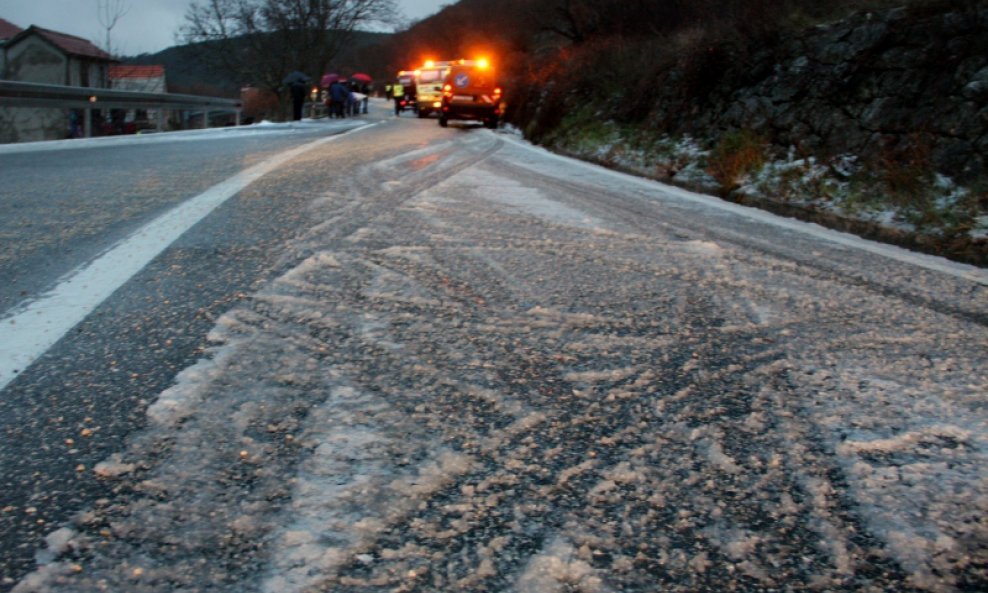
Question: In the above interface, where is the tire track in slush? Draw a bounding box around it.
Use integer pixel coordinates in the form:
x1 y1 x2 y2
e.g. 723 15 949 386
13 126 975 592
295 225 913 591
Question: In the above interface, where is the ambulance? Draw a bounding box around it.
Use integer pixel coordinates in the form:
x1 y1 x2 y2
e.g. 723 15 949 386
413 60 453 118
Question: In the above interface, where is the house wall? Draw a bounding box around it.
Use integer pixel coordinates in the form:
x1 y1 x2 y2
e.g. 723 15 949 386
0 106 66 142
112 75 168 128
0 36 111 143
68 56 109 88
112 76 166 94
5 35 67 84
1 36 69 142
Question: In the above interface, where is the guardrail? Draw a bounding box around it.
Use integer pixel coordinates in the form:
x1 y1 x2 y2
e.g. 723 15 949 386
0 80 242 138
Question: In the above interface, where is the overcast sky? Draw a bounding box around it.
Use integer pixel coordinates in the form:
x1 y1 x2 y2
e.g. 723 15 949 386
1 0 445 55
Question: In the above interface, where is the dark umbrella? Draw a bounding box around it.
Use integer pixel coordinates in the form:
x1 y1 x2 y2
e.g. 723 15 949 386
282 71 310 86
350 72 372 83
284 71 310 121
320 73 340 87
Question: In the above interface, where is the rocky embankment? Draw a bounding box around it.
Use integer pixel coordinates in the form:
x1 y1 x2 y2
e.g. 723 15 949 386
519 1 988 266
658 2 988 183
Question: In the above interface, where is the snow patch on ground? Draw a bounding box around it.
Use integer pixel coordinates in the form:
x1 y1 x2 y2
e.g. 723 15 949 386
465 168 609 231
515 536 611 593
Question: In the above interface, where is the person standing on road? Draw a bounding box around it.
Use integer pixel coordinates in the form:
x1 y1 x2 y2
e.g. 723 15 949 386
283 72 310 122
392 80 404 116
330 80 349 118
291 83 306 120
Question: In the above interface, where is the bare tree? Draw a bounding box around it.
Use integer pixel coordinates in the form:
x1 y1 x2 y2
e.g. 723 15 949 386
180 0 399 96
96 0 130 55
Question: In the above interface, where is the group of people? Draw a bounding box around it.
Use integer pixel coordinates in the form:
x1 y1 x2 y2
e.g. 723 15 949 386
286 74 370 121
326 80 369 119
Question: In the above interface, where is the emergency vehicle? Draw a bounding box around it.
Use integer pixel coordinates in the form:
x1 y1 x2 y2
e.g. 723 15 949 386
439 59 503 129
393 70 417 115
413 60 453 118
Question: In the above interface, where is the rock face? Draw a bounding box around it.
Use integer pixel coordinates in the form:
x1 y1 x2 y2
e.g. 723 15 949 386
650 2 988 182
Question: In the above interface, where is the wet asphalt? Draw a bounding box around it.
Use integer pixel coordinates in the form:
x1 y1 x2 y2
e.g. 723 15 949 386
0 121 371 588
1 110 985 592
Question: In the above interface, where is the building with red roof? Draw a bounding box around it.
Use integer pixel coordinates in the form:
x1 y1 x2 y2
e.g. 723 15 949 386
1 22 118 142
0 17 22 42
0 18 24 73
2 24 116 86
108 64 169 132
109 65 167 93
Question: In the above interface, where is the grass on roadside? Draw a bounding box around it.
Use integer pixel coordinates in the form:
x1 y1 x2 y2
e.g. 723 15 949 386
539 120 987 263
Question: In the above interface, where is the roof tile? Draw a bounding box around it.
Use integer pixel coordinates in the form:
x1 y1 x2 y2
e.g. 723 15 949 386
0 17 23 40
110 65 166 79
31 26 114 60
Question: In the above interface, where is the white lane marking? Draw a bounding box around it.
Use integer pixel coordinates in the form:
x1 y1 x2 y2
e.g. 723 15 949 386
0 124 373 392
499 133 988 286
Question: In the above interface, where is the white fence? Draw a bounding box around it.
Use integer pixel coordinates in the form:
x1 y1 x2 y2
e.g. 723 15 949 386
0 80 242 138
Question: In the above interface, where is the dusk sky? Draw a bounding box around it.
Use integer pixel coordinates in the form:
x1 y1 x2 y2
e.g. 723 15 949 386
1 0 445 55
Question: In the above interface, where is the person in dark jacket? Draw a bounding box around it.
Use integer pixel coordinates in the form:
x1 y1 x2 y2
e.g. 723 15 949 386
329 80 349 118
289 81 308 120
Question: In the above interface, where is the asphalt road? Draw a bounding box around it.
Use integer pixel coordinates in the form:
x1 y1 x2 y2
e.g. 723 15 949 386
1 104 986 592
0 119 369 587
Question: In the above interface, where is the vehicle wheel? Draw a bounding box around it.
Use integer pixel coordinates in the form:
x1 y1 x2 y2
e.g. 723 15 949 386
439 116 448 128
485 116 499 129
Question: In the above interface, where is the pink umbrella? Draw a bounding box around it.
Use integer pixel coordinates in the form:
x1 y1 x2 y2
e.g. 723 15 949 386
350 72 372 83
320 73 340 87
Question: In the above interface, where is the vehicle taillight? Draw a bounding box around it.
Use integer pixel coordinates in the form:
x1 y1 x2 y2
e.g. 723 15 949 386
494 87 502 97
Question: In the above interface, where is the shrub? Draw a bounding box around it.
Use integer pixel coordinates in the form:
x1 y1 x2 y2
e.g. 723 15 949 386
706 129 768 195
880 135 934 208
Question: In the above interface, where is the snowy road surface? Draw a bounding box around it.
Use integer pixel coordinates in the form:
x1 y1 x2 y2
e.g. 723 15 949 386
3 110 987 592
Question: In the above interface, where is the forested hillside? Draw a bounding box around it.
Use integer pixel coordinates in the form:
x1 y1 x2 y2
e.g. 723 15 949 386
125 30 392 97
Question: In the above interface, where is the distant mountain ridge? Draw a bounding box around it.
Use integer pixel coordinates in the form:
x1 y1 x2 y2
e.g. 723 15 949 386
123 30 393 97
